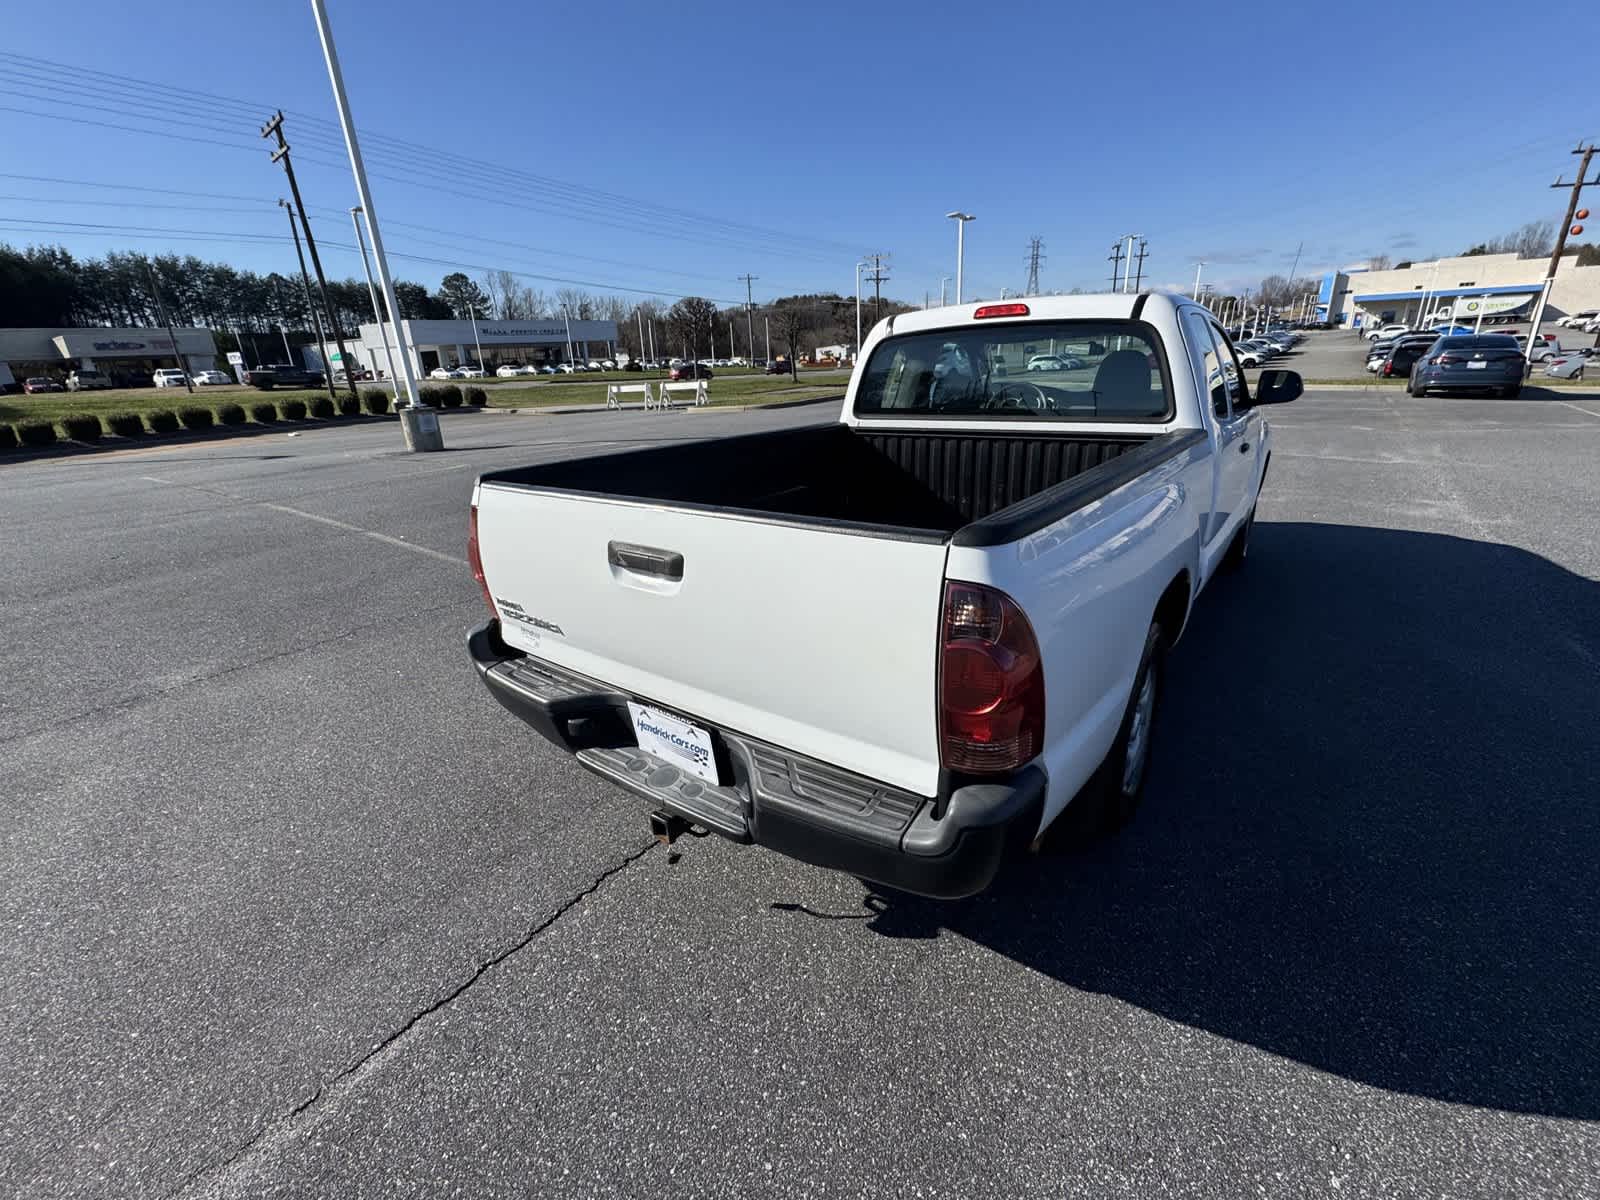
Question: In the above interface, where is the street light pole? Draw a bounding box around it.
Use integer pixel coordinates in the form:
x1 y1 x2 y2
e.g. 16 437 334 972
350 205 400 402
939 276 949 306
946 212 974 303
562 305 575 368
855 259 869 358
1122 234 1141 294
1192 261 1205 301
308 0 436 449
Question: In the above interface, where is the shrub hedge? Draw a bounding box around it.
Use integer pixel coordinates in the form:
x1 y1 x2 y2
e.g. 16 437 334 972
250 401 277 423
178 405 214 430
147 410 180 434
465 386 487 406
280 398 308 420
215 402 248 426
338 393 361 417
0 424 19 451
105 412 145 438
361 388 389 414
309 396 335 419
60 413 102 441
420 383 464 408
16 419 57 447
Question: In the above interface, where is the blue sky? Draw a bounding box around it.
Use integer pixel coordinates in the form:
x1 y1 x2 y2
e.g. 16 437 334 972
1 0 1593 307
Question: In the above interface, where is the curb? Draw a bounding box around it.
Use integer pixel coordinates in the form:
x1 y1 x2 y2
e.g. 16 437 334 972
0 410 400 465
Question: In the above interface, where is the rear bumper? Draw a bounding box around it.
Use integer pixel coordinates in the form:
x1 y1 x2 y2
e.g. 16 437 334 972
468 620 1042 899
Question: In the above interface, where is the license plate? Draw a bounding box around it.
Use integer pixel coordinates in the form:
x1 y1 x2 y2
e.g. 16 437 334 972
626 702 719 784
1467 360 1487 369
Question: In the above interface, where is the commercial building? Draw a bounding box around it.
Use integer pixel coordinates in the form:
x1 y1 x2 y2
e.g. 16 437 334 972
315 317 620 378
0 326 218 388
1317 253 1600 331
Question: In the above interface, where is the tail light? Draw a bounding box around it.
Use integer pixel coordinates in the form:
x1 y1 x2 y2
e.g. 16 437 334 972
973 303 1029 319
467 504 496 617
939 581 1044 774
1382 361 1394 376
1435 354 1457 365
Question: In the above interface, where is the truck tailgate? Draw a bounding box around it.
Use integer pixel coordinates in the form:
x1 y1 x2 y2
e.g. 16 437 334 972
475 485 950 796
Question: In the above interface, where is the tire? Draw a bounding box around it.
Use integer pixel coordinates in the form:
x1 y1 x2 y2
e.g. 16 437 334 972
1502 385 1521 399
1047 623 1167 848
1412 383 1427 397
1223 504 1255 570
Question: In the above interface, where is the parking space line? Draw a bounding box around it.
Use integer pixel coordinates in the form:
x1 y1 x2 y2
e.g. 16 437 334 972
1555 400 1600 420
140 475 467 566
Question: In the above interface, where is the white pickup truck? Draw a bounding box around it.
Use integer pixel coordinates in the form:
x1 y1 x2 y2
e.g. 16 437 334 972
467 293 1301 896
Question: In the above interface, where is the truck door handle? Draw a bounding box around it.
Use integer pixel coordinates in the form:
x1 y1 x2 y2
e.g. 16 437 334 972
608 541 684 581
1239 441 1250 453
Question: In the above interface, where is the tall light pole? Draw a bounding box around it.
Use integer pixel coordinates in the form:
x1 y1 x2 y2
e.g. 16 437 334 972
308 0 436 449
855 258 869 358
561 304 575 368
466 288 484 368
1121 234 1141 294
1192 261 1205 301
946 211 974 303
350 205 399 402
939 276 949 306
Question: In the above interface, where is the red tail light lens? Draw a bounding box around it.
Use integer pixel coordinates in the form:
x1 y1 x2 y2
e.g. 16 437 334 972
467 505 496 617
973 303 1030 319
1382 361 1394 376
939 582 1044 774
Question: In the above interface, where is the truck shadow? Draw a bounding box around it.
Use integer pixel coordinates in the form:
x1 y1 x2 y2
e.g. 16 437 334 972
859 521 1600 1118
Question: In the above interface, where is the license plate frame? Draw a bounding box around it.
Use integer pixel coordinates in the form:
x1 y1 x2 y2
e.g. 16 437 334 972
626 702 722 785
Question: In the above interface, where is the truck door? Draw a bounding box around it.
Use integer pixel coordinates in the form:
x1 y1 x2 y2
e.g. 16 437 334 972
1181 309 1256 557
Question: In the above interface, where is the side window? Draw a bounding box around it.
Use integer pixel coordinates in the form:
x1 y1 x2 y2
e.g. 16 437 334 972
1209 323 1250 412
1181 309 1229 420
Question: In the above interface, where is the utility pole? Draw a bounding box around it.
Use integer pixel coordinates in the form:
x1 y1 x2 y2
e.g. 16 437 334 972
350 206 400 402
946 212 974 303
864 252 890 333
1192 261 1205 300
738 273 758 365
261 109 358 406
1132 238 1149 292
636 308 645 365
1109 241 1126 291
1527 142 1598 360
764 315 770 361
143 258 194 393
1120 234 1141 293
1025 236 1044 295
280 199 338 406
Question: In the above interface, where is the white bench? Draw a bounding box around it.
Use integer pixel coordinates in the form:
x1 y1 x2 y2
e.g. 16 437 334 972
605 382 655 409
657 380 709 409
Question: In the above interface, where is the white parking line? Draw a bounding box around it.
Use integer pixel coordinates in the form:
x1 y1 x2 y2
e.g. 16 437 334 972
1555 400 1600 420
141 476 467 566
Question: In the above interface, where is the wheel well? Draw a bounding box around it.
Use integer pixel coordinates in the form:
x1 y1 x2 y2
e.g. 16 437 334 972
1154 570 1192 645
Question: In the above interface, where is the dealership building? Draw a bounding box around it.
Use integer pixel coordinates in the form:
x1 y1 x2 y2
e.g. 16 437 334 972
0 326 218 388
1317 252 1600 330
315 317 621 378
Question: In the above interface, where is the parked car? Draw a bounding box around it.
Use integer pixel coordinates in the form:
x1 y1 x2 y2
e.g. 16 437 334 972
601 359 618 370
193 370 233 386
1523 336 1563 364
537 365 557 375
555 363 576 374
766 359 791 375
1025 353 1087 372
152 369 189 388
1366 322 1410 342
1376 338 1435 379
23 376 64 393
1543 350 1590 381
623 360 644 372
496 365 525 378
465 293 1301 897
244 364 326 390
429 367 465 380
669 362 714 381
64 370 112 391
586 360 603 371
1407 334 1526 398
1556 309 1597 329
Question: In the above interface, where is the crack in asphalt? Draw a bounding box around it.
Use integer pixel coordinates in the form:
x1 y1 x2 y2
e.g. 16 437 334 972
165 838 658 1200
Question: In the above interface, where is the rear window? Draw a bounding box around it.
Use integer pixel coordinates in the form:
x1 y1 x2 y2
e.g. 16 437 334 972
853 320 1172 422
1435 336 1518 350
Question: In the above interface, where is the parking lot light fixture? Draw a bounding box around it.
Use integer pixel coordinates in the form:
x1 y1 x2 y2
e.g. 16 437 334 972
308 0 437 450
946 212 974 303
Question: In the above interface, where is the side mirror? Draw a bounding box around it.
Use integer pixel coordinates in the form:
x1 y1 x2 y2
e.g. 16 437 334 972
1253 368 1302 405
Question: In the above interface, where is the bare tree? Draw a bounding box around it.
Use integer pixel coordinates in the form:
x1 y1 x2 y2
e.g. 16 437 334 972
666 296 718 365
490 270 521 319
773 302 811 381
1367 253 1391 270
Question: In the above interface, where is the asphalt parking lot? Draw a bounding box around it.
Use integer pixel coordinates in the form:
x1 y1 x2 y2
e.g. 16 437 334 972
4 391 1599 1199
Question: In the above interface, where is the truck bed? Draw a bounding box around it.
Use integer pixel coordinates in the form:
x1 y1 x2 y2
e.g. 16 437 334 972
479 423 1193 544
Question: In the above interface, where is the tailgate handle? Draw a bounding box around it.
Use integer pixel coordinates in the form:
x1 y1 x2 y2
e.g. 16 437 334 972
608 541 684 581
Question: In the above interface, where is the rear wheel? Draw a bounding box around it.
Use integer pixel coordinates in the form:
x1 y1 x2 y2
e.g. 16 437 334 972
1411 381 1427 397
1046 623 1166 847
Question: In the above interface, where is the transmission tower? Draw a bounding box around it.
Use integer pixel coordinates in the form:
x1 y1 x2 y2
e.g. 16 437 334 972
1025 236 1044 295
